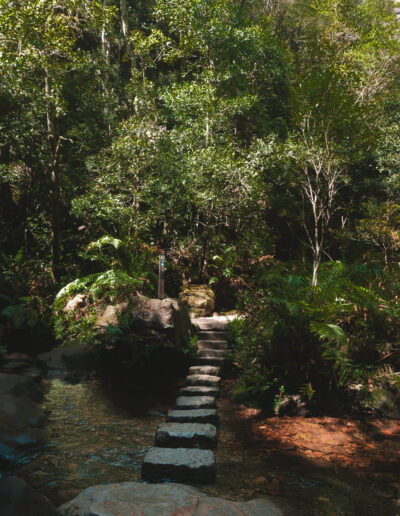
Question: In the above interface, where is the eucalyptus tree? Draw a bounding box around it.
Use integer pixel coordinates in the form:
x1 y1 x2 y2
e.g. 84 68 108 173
270 0 400 284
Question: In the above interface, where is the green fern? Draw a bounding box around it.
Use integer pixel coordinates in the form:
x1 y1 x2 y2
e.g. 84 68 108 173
310 322 347 347
1 303 38 328
87 236 123 251
55 274 100 301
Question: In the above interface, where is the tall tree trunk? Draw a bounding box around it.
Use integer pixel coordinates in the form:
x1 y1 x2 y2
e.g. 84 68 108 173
45 67 61 282
120 0 129 40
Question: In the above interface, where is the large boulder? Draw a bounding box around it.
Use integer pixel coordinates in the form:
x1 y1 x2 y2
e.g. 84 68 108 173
1 353 43 382
179 284 215 316
0 373 43 403
59 481 286 516
0 374 47 470
0 476 58 516
95 296 192 349
38 342 99 376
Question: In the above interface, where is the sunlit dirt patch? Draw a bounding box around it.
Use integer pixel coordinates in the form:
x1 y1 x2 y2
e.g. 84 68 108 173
199 380 400 516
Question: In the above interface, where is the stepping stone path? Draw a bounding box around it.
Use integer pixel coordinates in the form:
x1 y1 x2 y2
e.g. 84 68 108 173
142 315 231 484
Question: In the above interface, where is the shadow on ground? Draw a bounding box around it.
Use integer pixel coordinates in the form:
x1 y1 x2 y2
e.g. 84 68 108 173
198 379 400 516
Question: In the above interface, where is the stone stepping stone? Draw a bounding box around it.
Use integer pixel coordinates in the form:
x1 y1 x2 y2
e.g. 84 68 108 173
175 396 216 409
167 409 219 426
155 422 217 449
142 447 216 483
189 365 220 376
195 356 224 367
198 330 228 340
198 340 228 351
199 349 226 358
179 385 219 397
185 374 220 387
192 317 231 331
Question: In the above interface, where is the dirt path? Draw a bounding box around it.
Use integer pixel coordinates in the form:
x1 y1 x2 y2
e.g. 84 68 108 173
200 379 400 516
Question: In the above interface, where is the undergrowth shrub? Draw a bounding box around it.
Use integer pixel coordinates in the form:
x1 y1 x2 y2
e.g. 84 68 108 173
0 250 54 353
230 260 400 408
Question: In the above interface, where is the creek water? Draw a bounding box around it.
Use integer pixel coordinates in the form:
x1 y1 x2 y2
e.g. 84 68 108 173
18 377 167 505
17 377 398 515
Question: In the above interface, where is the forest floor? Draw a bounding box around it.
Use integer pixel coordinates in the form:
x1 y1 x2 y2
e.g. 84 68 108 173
200 379 400 515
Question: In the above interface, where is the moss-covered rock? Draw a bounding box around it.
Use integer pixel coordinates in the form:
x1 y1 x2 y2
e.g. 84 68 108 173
179 284 215 316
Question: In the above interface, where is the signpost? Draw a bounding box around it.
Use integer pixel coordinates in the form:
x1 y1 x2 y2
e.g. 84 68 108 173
158 252 165 299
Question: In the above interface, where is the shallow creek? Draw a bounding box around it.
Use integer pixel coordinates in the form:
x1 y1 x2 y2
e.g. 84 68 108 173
18 377 398 515
18 377 167 505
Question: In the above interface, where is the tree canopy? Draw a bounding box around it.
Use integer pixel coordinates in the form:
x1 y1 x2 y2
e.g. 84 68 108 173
1 0 400 408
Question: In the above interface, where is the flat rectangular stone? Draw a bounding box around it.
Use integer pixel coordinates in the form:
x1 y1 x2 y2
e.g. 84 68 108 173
195 357 224 367
155 422 217 449
179 385 220 397
192 316 233 331
189 365 220 376
185 374 220 387
199 349 226 358
198 330 228 340
175 396 216 409
142 447 216 483
198 340 228 351
167 409 219 426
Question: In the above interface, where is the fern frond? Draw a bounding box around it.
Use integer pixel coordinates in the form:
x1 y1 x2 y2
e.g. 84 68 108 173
310 321 347 346
87 236 123 251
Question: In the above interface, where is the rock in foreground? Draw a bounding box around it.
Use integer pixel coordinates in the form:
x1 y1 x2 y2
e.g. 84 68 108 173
0 476 58 516
58 481 285 516
0 374 47 469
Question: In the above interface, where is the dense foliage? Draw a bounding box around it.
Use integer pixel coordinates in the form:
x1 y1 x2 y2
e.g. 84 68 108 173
1 0 400 409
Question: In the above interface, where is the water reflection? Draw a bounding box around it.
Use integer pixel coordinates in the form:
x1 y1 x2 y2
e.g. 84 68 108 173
18 378 167 505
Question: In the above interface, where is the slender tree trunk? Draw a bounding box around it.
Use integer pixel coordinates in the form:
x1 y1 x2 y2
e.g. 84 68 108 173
120 0 129 40
45 67 61 281
312 255 320 287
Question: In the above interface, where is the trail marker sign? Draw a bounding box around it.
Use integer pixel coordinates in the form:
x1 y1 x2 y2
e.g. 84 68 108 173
158 253 166 299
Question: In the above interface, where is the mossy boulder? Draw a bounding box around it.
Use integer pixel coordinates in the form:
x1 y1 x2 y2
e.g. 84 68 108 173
179 284 215 316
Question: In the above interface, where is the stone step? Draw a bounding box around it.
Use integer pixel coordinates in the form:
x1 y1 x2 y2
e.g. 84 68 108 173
167 409 219 426
198 330 228 340
199 349 226 359
155 422 217 449
175 396 216 410
192 317 231 331
198 340 228 351
185 374 221 387
189 365 220 376
142 447 216 483
195 356 224 367
179 385 220 397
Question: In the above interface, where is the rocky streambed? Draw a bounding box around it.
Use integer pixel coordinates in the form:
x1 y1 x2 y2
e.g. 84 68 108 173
1 367 399 515
16 376 169 505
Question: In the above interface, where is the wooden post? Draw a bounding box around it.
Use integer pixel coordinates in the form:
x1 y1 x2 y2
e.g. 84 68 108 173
158 252 165 299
